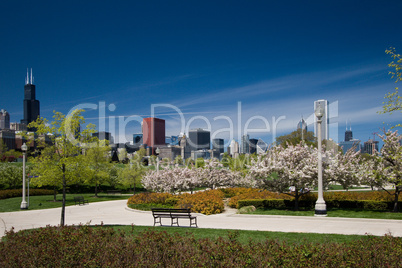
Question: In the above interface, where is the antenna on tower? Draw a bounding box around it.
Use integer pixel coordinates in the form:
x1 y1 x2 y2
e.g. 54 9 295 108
26 68 29 84
30 68 33 84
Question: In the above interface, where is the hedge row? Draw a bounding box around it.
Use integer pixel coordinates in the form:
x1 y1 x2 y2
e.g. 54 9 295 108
127 190 225 215
238 199 402 211
0 189 55 200
1 226 401 267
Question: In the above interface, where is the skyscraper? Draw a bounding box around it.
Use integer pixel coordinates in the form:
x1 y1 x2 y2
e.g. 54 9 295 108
314 100 329 140
345 128 353 142
21 69 40 128
143 117 165 154
256 139 268 154
241 134 250 154
0 109 10 129
212 138 224 154
249 138 258 154
188 128 210 151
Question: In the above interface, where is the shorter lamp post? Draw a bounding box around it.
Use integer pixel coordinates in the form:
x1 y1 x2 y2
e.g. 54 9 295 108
155 147 160 173
20 143 28 210
314 104 327 216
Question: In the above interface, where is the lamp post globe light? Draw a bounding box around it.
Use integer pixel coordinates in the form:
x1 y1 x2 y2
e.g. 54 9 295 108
314 104 327 216
20 143 28 210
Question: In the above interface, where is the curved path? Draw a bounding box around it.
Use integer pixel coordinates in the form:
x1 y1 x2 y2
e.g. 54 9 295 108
1 200 402 238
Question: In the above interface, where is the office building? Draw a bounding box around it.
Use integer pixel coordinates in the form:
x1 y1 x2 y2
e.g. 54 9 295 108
10 122 27 131
188 128 210 151
297 117 307 132
314 100 329 140
249 138 258 154
256 139 268 154
212 138 224 154
166 136 179 146
345 129 353 142
241 134 250 154
133 133 143 147
363 139 379 155
229 139 239 157
93 131 112 142
0 109 10 129
0 129 15 150
143 117 165 154
21 69 40 128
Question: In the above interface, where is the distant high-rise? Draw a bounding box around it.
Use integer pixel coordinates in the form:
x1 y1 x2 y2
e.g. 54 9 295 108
21 69 40 128
363 139 379 155
188 128 210 151
314 100 329 140
345 128 353 142
241 134 250 154
229 139 239 157
256 139 268 154
143 117 165 154
0 109 10 129
297 117 307 132
93 131 112 142
249 138 258 154
133 133 143 148
212 138 224 154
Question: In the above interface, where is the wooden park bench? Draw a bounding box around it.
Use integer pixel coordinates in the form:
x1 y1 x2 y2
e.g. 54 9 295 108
74 196 89 206
151 208 197 227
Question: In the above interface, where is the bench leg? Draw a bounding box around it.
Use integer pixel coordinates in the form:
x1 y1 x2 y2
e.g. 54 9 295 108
154 217 162 226
190 218 197 228
171 217 179 227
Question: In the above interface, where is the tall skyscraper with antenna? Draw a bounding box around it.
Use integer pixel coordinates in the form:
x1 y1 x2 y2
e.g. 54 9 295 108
21 68 40 128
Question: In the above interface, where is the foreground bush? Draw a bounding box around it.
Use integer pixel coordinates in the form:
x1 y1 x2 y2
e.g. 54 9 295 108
0 189 55 200
1 226 401 267
127 190 224 215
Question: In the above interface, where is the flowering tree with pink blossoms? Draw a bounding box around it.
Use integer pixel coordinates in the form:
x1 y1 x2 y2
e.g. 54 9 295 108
248 143 320 210
142 166 201 193
368 130 402 212
324 147 362 191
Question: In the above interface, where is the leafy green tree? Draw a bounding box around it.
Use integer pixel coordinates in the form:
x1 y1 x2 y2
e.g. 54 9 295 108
28 109 95 225
174 155 183 165
380 48 402 128
0 140 7 160
119 162 145 194
275 129 316 148
84 141 111 197
0 163 23 189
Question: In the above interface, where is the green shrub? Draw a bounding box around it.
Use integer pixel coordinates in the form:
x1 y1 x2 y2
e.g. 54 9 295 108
0 189 54 200
1 226 401 267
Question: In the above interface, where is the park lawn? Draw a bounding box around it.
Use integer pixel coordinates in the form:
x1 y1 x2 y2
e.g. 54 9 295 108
0 193 130 212
245 208 402 220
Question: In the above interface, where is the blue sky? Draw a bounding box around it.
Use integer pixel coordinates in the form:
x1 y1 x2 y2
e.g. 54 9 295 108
0 1 401 147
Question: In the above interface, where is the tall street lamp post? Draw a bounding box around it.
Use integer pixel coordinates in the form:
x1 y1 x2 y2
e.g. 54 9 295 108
314 104 327 216
20 143 28 210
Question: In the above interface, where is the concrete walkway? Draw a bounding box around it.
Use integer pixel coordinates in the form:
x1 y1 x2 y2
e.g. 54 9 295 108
1 200 402 238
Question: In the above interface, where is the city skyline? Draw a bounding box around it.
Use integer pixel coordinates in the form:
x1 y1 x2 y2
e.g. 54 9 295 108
0 1 401 147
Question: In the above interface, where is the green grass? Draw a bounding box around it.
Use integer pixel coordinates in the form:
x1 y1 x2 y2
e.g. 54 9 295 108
97 225 367 244
245 208 402 220
0 193 129 212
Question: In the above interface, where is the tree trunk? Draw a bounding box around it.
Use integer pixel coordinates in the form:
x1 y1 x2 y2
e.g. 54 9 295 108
95 182 98 197
53 186 57 202
60 164 66 226
393 186 400 213
294 187 299 211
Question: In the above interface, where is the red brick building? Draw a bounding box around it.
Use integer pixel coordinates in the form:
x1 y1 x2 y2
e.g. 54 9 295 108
142 117 165 155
